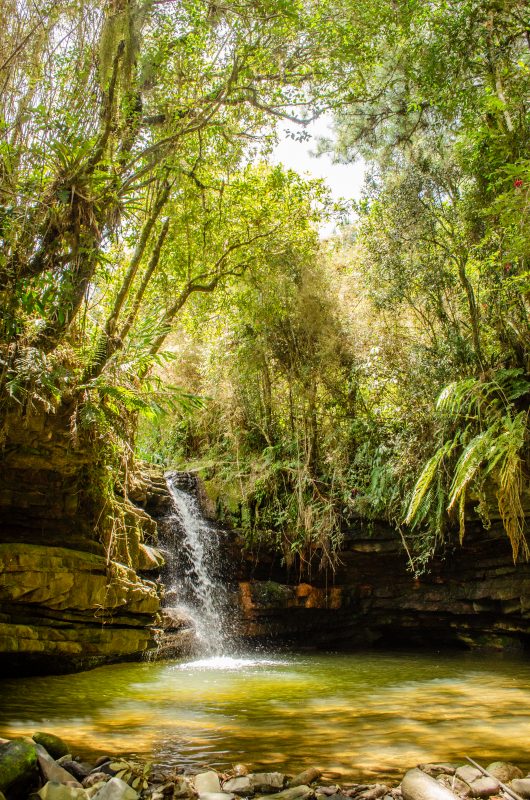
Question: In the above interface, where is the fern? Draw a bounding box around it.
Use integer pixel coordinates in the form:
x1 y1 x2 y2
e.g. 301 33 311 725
406 370 529 561
405 439 454 526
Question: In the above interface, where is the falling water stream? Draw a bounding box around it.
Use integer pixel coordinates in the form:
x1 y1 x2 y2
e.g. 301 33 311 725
165 476 228 655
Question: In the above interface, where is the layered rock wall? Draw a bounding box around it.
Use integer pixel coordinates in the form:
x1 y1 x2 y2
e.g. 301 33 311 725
0 407 165 675
233 521 530 651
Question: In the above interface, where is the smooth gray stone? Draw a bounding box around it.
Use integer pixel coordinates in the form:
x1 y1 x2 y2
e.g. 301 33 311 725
198 793 236 800
402 768 460 800
250 774 285 792
510 780 530 799
222 778 253 796
195 774 222 795
455 768 482 786
35 746 83 789
468 778 500 798
91 778 138 800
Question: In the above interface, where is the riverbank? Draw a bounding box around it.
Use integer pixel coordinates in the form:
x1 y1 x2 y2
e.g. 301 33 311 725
2 730 530 800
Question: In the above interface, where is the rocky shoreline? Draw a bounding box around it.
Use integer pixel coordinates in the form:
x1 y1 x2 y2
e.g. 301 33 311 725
2 733 530 800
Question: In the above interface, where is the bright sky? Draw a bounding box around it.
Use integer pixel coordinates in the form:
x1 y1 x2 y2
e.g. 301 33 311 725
271 114 366 210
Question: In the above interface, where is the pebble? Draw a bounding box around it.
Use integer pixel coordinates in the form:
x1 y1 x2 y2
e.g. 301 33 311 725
4 729 530 800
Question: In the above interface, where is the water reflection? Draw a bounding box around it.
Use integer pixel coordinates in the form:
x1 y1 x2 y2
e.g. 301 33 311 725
1 651 530 781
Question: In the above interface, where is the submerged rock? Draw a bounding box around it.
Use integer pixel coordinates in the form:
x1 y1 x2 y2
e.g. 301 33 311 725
0 740 39 799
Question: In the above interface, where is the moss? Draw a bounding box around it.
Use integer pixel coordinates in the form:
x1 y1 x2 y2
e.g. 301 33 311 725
0 739 39 798
32 733 69 760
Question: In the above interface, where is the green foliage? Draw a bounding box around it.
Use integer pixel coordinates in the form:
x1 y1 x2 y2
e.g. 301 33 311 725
2 0 530 577
405 370 530 560
109 760 151 791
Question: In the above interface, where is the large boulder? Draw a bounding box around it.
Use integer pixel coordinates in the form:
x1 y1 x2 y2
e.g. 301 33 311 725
0 739 39 799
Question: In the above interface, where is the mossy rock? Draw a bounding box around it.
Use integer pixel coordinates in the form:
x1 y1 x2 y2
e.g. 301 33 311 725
251 581 294 607
32 733 69 760
0 739 39 798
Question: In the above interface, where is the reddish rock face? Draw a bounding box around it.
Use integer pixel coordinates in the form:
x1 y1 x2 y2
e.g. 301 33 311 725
226 521 530 652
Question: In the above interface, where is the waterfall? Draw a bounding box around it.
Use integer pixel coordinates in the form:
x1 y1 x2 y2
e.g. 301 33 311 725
165 474 228 655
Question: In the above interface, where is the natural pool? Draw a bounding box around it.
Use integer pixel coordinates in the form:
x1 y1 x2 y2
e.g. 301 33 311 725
1 650 530 781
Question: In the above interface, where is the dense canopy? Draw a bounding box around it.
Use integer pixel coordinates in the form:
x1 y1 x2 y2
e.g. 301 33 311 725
1 0 529 573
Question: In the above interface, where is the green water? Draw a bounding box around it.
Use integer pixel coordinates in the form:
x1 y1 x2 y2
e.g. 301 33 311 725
1 651 530 781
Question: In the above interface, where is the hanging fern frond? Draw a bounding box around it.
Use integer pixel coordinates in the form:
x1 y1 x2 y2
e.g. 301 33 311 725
405 369 529 562
405 439 454 526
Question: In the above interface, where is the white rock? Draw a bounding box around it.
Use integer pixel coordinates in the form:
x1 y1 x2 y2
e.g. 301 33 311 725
199 793 235 800
38 781 88 800
402 768 460 800
195 773 222 795
91 777 138 800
